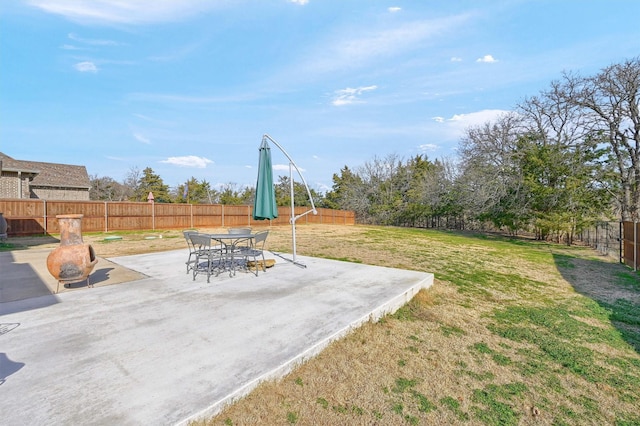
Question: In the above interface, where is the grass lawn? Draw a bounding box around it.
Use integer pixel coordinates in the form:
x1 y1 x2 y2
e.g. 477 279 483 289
195 225 640 426
4 224 639 425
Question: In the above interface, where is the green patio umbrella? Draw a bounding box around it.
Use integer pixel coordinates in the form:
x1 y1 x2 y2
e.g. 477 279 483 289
253 139 278 220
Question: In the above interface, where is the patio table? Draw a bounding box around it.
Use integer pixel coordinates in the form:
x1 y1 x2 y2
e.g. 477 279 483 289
207 233 256 277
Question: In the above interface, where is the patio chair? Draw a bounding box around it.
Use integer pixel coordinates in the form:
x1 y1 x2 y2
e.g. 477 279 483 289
227 227 252 234
227 227 253 253
189 233 225 283
183 230 198 273
241 230 269 276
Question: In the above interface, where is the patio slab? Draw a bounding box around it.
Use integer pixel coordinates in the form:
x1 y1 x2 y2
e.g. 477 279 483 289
0 248 433 425
0 249 146 303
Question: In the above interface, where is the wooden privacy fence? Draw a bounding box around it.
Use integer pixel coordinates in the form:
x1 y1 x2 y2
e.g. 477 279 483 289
622 221 640 270
599 220 640 270
0 199 355 236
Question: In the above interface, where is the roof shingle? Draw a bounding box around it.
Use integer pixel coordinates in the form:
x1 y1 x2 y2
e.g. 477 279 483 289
0 152 91 189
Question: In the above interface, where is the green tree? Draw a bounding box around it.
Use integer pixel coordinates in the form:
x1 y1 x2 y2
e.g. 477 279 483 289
324 166 363 210
274 175 320 208
458 113 528 233
218 183 245 205
517 134 611 243
177 177 214 204
392 155 435 227
239 186 255 205
135 167 171 202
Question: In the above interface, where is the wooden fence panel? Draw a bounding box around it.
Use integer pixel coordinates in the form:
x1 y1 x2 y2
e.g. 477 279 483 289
0 199 355 236
106 202 153 231
45 201 106 233
154 203 190 229
636 223 640 270
267 210 290 226
192 204 223 228
622 221 639 269
0 199 46 235
221 205 252 227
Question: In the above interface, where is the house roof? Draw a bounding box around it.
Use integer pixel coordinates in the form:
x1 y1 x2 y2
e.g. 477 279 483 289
0 152 91 189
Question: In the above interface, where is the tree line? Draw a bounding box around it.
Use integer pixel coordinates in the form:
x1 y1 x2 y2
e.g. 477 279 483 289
90 167 324 208
91 57 639 243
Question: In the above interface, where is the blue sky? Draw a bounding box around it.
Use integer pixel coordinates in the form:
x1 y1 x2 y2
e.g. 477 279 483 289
1 0 638 193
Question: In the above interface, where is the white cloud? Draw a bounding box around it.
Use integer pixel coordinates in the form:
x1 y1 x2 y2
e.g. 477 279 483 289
297 14 471 77
273 164 305 172
447 110 507 124
133 133 150 144
476 54 498 63
315 182 331 193
133 113 153 121
388 7 401 13
27 0 224 25
68 32 118 46
290 0 308 4
450 56 463 62
74 61 98 72
60 44 84 50
434 109 511 139
332 85 378 106
419 143 438 152
160 156 213 168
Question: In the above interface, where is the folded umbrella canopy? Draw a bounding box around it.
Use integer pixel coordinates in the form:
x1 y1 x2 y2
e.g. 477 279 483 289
257 134 317 267
253 139 278 221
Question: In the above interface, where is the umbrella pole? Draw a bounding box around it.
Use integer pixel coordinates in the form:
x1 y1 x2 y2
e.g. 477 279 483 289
262 134 316 268
290 162 297 263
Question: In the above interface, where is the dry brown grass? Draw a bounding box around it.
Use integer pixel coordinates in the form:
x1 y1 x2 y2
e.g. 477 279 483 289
185 225 638 426
7 224 640 425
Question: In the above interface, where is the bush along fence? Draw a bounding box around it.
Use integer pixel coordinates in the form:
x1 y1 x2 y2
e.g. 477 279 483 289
0 199 355 237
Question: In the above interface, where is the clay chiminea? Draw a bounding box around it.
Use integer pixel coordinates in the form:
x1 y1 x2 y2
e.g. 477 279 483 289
46 214 98 293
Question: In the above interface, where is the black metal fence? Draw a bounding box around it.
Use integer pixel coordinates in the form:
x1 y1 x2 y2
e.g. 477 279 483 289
576 221 623 262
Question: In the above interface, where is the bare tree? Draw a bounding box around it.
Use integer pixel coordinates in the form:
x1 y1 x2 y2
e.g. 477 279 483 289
562 57 640 220
518 78 589 147
457 113 530 231
357 154 405 225
122 166 141 201
89 174 129 201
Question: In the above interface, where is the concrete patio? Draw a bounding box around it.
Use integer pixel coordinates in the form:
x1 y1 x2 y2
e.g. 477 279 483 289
0 248 433 425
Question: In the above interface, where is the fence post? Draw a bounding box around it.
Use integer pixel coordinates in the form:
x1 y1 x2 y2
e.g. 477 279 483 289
620 221 623 264
633 220 638 271
43 199 47 234
104 201 108 233
222 205 225 228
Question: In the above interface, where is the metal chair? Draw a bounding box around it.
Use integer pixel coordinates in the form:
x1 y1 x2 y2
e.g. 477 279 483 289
227 227 252 234
189 233 225 283
227 227 252 256
241 230 269 276
183 230 198 273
